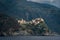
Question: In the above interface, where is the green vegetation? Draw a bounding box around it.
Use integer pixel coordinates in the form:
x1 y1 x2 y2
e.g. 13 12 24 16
0 14 58 36
19 21 50 36
0 14 20 36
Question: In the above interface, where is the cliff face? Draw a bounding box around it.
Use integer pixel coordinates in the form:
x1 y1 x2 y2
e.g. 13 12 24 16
0 14 20 36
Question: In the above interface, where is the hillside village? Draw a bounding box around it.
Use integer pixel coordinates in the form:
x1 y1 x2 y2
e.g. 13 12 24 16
0 14 58 36
18 18 44 25
17 18 58 36
0 0 60 36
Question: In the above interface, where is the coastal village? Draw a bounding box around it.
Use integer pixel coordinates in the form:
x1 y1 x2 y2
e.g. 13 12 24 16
18 18 44 25
0 14 58 36
17 18 58 36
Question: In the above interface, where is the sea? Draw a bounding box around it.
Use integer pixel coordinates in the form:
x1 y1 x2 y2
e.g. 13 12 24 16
0 36 60 40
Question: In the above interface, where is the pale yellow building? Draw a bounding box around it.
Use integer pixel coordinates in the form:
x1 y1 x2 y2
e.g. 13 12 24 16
32 18 44 25
18 19 26 24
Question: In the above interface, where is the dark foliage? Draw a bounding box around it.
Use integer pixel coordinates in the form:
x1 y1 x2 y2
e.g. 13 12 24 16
0 14 20 36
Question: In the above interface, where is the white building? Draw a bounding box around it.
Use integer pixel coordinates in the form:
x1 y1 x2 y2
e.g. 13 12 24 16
31 18 44 25
18 19 26 24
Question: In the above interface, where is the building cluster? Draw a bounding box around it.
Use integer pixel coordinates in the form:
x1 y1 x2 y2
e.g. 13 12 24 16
18 19 26 24
18 18 44 25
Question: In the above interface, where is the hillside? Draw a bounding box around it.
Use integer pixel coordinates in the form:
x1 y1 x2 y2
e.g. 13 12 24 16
0 0 60 34
18 18 57 36
0 14 57 36
0 14 20 36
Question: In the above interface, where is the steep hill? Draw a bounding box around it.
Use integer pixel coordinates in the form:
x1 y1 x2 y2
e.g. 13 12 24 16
0 14 20 36
0 0 60 34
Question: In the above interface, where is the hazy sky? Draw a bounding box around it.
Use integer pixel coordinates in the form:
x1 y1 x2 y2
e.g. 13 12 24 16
27 0 60 8
27 0 54 2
